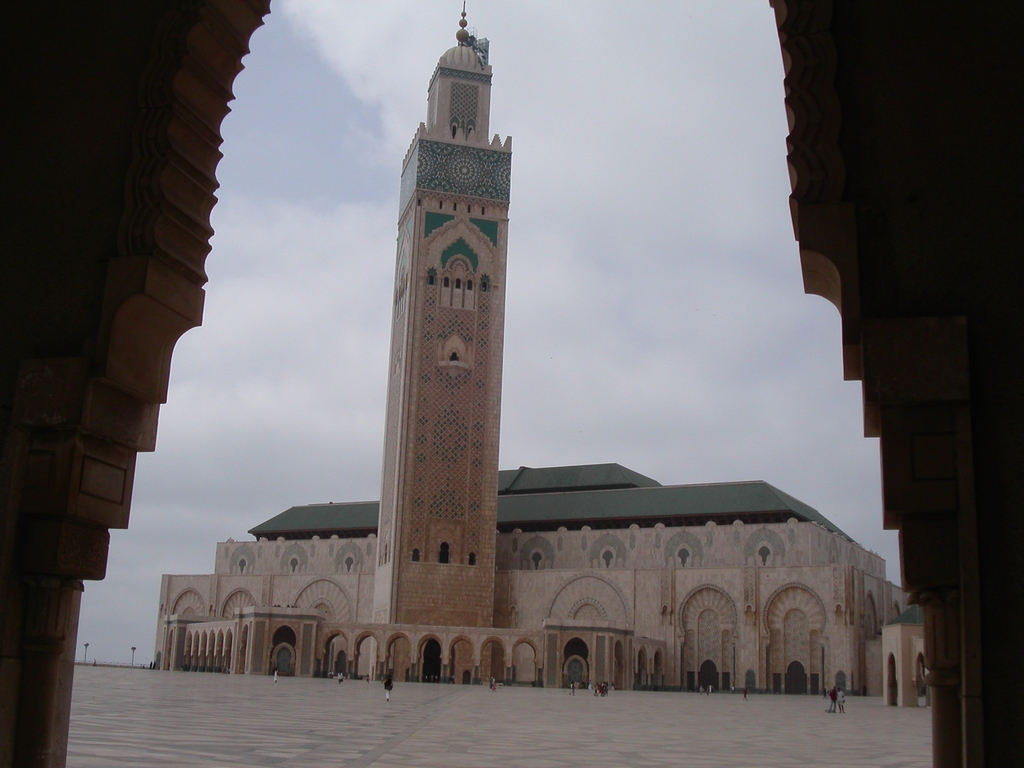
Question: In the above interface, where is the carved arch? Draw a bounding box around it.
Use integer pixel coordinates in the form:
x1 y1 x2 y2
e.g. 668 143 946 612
569 597 608 620
171 588 205 616
547 574 629 626
763 583 827 634
334 541 364 573
293 579 352 623
520 535 555 570
280 542 308 573
588 533 627 568
230 545 256 574
220 588 256 618
663 529 704 567
743 528 787 564
679 585 739 631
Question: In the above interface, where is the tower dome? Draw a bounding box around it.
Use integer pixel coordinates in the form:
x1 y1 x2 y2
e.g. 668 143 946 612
439 44 485 71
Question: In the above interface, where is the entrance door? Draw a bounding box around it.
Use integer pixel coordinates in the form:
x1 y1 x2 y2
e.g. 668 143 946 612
275 646 293 676
785 661 806 694
335 650 347 675
421 639 441 682
567 659 584 685
698 660 718 691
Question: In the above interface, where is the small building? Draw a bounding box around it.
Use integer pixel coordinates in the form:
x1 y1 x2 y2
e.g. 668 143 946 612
882 605 927 707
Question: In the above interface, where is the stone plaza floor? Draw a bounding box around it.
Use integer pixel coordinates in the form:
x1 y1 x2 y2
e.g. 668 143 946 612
68 666 931 767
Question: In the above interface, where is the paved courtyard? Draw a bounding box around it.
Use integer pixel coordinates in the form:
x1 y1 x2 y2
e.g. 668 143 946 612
68 666 930 767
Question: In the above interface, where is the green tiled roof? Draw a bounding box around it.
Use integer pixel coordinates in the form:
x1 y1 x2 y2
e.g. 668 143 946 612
248 464 851 542
497 463 661 495
887 604 924 625
249 501 379 538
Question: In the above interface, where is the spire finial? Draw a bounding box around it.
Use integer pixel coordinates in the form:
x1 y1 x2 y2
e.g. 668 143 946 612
456 3 470 43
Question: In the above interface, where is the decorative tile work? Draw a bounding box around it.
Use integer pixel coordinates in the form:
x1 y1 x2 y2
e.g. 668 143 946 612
430 66 492 88
441 238 479 270
424 212 454 237
449 83 479 136
416 140 511 202
469 217 498 245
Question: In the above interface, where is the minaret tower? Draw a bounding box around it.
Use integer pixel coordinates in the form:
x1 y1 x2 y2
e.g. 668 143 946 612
373 12 512 627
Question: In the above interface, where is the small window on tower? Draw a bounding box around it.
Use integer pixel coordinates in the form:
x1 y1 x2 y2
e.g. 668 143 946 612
412 549 420 562
439 542 450 564
427 274 435 286
481 280 489 293
481 207 486 215
449 352 460 362
466 280 473 291
453 203 457 211
468 552 476 566
455 278 461 289
443 277 450 287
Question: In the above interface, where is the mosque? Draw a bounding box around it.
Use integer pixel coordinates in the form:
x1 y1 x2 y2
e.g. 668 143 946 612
153 15 906 696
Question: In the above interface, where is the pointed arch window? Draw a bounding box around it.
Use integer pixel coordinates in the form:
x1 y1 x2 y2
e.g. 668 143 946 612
439 542 450 564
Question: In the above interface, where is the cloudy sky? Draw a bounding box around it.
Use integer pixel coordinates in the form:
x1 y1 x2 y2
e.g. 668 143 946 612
77 1 897 664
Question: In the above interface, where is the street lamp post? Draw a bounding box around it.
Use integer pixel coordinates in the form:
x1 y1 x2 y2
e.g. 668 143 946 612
83 643 89 664
131 647 137 667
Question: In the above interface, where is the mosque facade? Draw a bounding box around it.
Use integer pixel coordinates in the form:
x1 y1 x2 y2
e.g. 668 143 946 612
153 19 905 696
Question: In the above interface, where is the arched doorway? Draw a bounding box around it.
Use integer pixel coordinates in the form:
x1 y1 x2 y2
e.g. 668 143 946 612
888 654 898 705
698 659 718 691
449 637 473 684
335 650 347 676
785 660 806 694
512 641 536 684
354 634 377 680
421 639 442 682
636 648 647 688
386 635 412 681
275 645 294 676
271 626 297 676
481 639 504 682
563 637 589 688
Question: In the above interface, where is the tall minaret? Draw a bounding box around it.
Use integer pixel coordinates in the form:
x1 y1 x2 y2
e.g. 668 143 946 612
373 12 511 627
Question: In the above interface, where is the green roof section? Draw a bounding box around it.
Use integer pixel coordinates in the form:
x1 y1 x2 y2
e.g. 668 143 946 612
249 500 379 538
888 604 924 625
248 464 851 542
498 463 661 495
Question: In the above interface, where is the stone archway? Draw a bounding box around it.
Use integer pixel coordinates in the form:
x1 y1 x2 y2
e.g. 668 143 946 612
698 659 719 691
421 638 442 682
786 660 807 695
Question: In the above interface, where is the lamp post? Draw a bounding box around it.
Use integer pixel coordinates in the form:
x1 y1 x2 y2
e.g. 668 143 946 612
83 643 89 664
131 647 137 667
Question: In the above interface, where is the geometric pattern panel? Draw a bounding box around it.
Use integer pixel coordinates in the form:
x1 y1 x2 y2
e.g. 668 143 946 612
697 608 721 666
416 140 511 201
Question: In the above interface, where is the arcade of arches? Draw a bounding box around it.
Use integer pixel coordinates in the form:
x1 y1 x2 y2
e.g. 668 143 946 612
2 3 1021 768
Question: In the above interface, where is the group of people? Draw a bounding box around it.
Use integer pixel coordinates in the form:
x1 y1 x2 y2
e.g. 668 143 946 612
568 680 612 696
825 686 846 713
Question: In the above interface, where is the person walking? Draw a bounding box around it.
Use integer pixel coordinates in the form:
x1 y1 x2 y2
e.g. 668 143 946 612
837 688 846 713
569 680 575 696
743 687 748 700
384 675 393 702
273 669 278 683
827 686 837 713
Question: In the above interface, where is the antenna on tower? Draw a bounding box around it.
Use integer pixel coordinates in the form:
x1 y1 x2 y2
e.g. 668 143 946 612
456 4 489 65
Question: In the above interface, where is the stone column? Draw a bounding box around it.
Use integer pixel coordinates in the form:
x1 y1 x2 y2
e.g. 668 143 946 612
920 590 961 768
12 576 82 768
